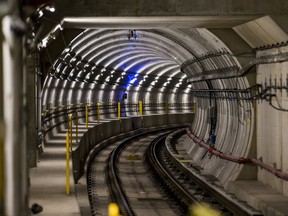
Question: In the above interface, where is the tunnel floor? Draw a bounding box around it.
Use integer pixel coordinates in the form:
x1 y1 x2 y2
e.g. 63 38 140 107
29 116 288 216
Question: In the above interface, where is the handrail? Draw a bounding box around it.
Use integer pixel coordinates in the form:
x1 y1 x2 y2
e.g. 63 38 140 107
40 102 194 134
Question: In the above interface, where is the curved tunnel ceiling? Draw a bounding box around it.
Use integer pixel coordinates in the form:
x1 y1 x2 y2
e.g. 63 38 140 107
46 28 245 96
49 29 194 94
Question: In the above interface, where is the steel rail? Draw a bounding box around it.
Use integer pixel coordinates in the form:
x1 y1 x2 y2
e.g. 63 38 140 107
105 127 182 216
105 136 137 216
146 135 198 207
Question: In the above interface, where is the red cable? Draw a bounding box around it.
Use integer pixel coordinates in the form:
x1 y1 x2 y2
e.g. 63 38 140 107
186 128 288 181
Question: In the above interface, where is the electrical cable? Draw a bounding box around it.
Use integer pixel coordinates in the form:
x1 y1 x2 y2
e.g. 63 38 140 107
187 128 288 181
191 83 288 112
269 94 288 112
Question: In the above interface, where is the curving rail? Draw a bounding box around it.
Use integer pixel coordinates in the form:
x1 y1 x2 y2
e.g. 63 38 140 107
105 135 138 216
88 126 262 215
146 134 198 208
104 128 182 216
146 129 263 216
167 129 263 216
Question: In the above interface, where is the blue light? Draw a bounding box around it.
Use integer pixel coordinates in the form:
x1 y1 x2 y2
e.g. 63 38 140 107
126 64 144 74
127 74 135 83
129 77 137 84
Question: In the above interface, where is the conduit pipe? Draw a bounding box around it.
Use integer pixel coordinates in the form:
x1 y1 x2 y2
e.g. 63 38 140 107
186 128 288 181
3 14 28 216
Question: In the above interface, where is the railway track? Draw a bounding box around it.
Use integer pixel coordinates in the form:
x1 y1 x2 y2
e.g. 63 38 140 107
88 128 180 216
147 129 263 216
88 128 263 216
105 133 138 216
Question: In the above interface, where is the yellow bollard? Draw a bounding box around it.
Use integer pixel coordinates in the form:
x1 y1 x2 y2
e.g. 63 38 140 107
66 132 70 195
97 102 100 124
118 102 121 120
86 104 88 129
189 203 221 216
75 111 78 143
108 203 119 216
139 100 143 116
193 99 196 113
166 100 169 114
68 114 72 150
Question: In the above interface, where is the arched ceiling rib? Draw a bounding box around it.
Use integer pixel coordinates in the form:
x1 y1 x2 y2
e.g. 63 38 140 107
48 27 247 95
50 28 202 91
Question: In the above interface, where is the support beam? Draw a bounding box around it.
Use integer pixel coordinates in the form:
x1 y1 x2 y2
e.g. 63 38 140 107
26 53 38 168
62 16 260 29
0 11 4 216
0 122 4 216
2 15 28 216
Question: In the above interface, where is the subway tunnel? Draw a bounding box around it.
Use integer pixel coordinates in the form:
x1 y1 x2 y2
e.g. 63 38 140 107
1 0 288 215
41 26 253 183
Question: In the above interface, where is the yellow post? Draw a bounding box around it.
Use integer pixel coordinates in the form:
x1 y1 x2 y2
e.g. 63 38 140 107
97 102 100 124
66 132 70 195
85 104 88 129
75 111 78 143
118 102 121 120
108 203 119 216
139 100 143 116
68 114 72 150
166 100 169 114
193 99 196 113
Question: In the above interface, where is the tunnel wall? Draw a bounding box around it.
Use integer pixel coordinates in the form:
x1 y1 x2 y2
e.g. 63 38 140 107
182 77 255 187
41 76 193 116
256 46 288 196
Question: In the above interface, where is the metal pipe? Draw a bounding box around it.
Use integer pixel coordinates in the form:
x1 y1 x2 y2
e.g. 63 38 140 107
61 16 259 29
0 122 4 216
35 53 42 150
249 158 288 181
3 14 28 216
0 14 3 216
186 128 288 181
